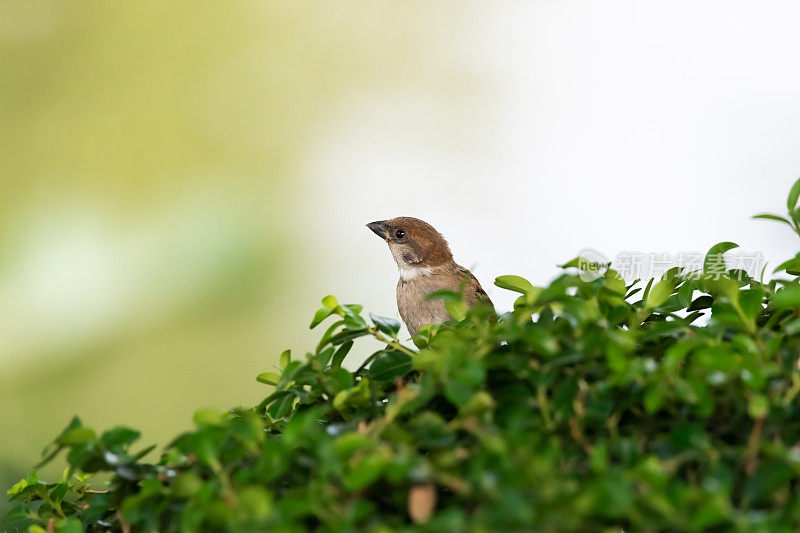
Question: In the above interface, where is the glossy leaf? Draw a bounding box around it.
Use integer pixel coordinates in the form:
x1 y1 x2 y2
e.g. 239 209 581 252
369 313 401 336
703 242 739 273
494 275 534 294
331 340 354 369
279 349 291 370
256 372 281 386
752 213 792 225
772 285 800 308
788 176 800 212
646 279 674 308
369 351 412 381
773 258 800 274
310 307 334 329
321 295 338 309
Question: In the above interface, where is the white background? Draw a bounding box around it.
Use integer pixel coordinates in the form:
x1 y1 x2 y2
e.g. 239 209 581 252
305 1 800 321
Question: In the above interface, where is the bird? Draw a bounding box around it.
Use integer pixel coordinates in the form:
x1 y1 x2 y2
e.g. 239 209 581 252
366 217 493 336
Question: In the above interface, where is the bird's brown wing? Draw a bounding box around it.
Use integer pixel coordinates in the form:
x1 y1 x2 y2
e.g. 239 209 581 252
455 265 494 310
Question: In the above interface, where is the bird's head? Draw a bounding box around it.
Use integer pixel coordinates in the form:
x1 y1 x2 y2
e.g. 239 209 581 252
366 217 453 269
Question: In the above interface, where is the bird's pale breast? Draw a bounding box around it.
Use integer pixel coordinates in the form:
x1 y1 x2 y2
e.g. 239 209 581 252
396 275 452 336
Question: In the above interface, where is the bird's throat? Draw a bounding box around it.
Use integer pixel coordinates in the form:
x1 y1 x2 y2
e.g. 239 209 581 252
398 265 433 281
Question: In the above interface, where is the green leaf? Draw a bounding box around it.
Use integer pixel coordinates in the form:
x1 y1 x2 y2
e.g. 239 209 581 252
788 177 800 212
643 387 664 414
316 319 345 351
49 483 68 504
6 478 29 496
704 242 739 273
256 372 281 386
172 472 203 498
369 351 412 381
193 407 225 426
558 255 607 279
56 428 96 446
494 275 534 294
334 433 369 457
744 461 794 505
100 427 141 450
344 452 388 490
677 280 694 308
327 328 369 346
0 504 33 530
773 258 800 275
687 295 713 311
266 392 295 419
279 349 291 370
314 346 335 367
695 346 738 372
444 299 467 321
641 278 654 302
237 486 272 521
55 518 84 533
425 289 460 302
310 307 334 329
326 367 354 392
603 270 626 296
739 288 765 321
411 334 428 350
700 274 740 302
426 290 467 321
514 287 544 309
369 313 401 337
276 361 303 388
748 394 769 419
332 378 371 412
460 391 495 416
646 279 675 308
53 417 83 440
752 213 793 225
321 295 338 309
343 313 368 330
784 317 800 336
772 285 800 309
331 340 354 369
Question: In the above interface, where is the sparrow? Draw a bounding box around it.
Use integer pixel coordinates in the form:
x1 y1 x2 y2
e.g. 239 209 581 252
367 217 493 336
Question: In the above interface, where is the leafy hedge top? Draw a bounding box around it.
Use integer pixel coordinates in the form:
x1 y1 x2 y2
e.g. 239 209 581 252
6 180 800 532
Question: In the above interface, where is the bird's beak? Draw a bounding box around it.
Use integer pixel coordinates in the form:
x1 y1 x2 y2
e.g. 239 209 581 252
366 220 389 240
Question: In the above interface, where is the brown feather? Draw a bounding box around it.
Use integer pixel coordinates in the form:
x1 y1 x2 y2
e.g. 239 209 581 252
396 262 493 336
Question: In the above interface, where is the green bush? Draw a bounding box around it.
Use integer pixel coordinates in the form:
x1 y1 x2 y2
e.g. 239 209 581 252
6 180 800 532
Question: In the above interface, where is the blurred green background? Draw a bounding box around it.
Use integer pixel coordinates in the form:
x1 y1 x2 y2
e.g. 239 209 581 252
0 0 454 500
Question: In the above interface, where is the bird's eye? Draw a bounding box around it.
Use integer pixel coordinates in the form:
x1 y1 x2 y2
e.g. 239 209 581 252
395 229 405 239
